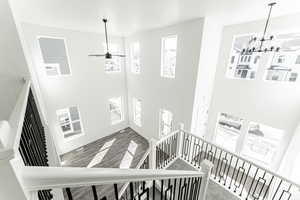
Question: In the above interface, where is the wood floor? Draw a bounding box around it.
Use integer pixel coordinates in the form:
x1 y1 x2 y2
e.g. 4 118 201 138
60 127 149 199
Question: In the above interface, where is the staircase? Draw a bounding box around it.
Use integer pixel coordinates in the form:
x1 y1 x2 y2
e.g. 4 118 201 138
0 81 300 200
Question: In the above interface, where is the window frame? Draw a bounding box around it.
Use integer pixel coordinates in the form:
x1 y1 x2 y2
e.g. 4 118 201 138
159 109 174 138
213 112 286 168
160 35 178 79
109 96 124 125
103 43 122 73
133 97 142 127
37 35 72 77
56 106 84 141
130 42 141 74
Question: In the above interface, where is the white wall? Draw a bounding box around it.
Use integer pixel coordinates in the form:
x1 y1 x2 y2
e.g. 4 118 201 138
0 0 29 121
191 16 223 136
20 23 129 155
125 19 204 140
206 13 300 170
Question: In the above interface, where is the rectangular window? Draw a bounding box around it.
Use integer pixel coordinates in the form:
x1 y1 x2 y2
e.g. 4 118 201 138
159 109 173 137
109 97 123 124
130 42 141 74
226 34 260 80
264 32 300 83
38 37 71 76
214 113 244 152
133 98 142 127
56 106 83 139
161 35 177 78
103 43 122 73
242 122 284 165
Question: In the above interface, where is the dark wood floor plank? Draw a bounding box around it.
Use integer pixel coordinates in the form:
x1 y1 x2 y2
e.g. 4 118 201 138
60 127 149 199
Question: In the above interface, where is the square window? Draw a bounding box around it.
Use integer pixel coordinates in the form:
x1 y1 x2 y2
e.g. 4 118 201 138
56 106 83 139
130 42 141 74
161 35 177 78
241 122 284 165
109 97 123 124
133 98 142 127
214 113 244 152
38 37 71 77
159 109 173 137
103 43 122 73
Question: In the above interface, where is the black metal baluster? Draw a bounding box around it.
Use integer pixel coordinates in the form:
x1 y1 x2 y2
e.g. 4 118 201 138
114 184 119 200
129 182 134 200
161 179 164 200
92 186 98 200
66 188 73 200
246 167 259 200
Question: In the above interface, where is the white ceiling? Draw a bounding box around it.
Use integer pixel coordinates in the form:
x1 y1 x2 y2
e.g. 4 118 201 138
9 0 300 36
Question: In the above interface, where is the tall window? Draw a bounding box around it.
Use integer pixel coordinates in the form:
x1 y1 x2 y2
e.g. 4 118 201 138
38 37 71 76
103 43 122 73
214 113 244 152
56 106 83 139
161 35 177 78
133 98 142 127
109 97 123 124
130 42 141 74
242 122 284 165
159 109 173 137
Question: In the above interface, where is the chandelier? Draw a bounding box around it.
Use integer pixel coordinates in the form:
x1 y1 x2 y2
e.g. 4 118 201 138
242 2 280 54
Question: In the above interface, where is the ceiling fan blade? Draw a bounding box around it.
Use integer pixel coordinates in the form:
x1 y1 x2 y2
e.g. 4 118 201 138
112 54 126 57
88 54 106 57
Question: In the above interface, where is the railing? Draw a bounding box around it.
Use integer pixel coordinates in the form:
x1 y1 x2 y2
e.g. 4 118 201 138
21 167 208 200
18 88 52 200
155 129 300 200
156 130 180 169
119 148 150 199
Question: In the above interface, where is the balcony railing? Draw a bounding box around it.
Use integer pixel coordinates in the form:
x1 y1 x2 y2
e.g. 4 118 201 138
155 129 300 200
0 81 211 200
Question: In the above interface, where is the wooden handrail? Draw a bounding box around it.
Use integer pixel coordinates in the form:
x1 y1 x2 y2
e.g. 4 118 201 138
21 166 204 191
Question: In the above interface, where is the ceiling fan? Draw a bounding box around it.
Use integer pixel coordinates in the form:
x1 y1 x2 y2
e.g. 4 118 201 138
89 18 126 59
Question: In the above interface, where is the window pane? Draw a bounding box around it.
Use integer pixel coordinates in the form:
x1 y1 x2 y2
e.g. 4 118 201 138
264 32 300 82
103 43 122 73
160 109 173 136
38 37 71 76
56 106 83 139
226 34 260 80
242 122 284 165
133 98 142 127
161 36 177 78
130 42 141 74
215 113 243 152
109 97 123 124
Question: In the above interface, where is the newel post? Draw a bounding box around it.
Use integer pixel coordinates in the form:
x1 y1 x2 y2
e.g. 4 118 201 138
149 138 157 169
199 159 213 200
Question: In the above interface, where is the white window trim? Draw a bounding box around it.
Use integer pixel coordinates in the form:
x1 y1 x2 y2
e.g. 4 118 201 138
160 35 177 79
130 42 141 74
103 42 122 73
37 35 72 77
159 109 173 138
56 106 85 141
133 98 142 127
109 97 124 125
213 113 286 169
